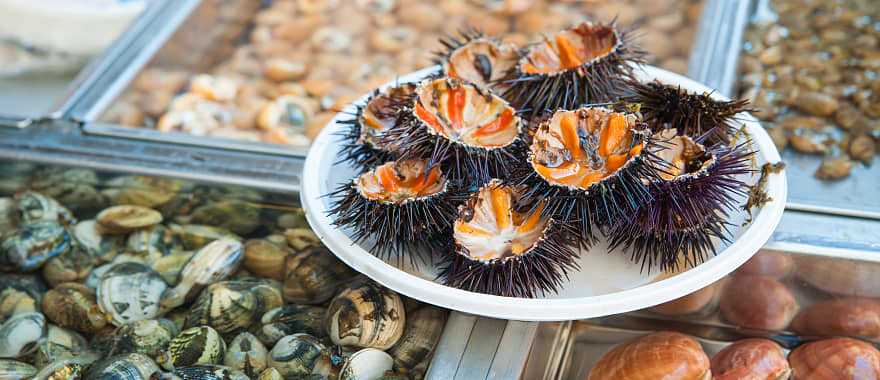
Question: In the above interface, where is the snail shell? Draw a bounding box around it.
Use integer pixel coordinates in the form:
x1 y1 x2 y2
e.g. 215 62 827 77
267 333 335 379
789 338 880 379
224 332 268 378
791 298 880 340
160 238 243 310
42 282 108 334
33 325 89 367
1 220 70 272
283 246 356 304
97 262 168 326
587 331 711 380
0 359 36 380
159 326 226 370
243 239 291 281
14 191 75 225
649 282 719 317
188 200 261 235
339 348 394 380
736 251 794 279
85 352 163 380
0 311 47 358
174 365 250 380
710 338 790 380
257 367 283 380
325 278 405 350
388 304 447 371
258 304 326 346
185 279 283 335
170 224 239 251
796 256 880 298
96 205 163 234
719 275 799 331
107 318 179 360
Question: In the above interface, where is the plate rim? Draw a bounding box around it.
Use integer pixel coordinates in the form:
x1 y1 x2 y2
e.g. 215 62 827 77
301 65 787 321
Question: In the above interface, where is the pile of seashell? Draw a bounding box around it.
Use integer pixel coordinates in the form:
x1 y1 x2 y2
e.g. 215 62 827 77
102 0 703 146
0 163 446 380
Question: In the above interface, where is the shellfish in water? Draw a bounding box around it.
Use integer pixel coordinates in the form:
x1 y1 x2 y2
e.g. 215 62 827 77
1 220 70 272
160 238 243 310
41 282 108 334
282 246 356 304
85 352 163 380
107 318 179 360
258 304 326 346
188 200 261 235
32 358 88 380
97 262 169 326
41 242 98 287
719 275 799 331
325 278 406 350
170 224 239 251
339 348 394 380
243 239 291 281
587 331 711 380
185 279 283 335
14 191 74 225
32 325 90 368
158 326 226 370
789 337 880 379
0 312 47 358
224 332 268 378
101 175 182 209
267 333 335 379
0 359 36 380
710 338 790 380
174 364 250 380
790 297 880 340
96 205 163 234
71 219 125 263
388 304 447 371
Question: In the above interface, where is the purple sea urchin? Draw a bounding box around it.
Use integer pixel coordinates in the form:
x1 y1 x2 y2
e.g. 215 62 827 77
439 180 578 298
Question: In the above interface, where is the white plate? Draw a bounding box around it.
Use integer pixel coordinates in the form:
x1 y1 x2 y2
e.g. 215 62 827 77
302 65 787 321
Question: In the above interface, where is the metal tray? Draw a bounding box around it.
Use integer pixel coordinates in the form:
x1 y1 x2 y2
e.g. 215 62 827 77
690 0 880 220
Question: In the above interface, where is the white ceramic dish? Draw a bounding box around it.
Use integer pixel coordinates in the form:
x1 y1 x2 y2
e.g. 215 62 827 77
302 65 787 321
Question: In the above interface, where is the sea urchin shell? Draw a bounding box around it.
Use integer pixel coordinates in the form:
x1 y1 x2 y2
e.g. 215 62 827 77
337 83 418 171
435 30 519 94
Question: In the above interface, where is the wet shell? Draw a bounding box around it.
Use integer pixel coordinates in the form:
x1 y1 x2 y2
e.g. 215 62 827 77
388 304 447 371
789 338 880 379
719 275 799 331
649 283 719 317
0 198 15 240
736 251 794 279
0 312 47 358
796 256 880 298
32 358 87 380
587 331 711 380
32 325 89 368
1 220 71 272
159 326 226 370
325 278 405 350
283 228 321 251
96 205 163 234
27 167 106 214
0 359 36 380
14 191 75 225
151 251 195 286
243 239 291 281
160 238 243 310
107 318 179 359
101 176 182 209
711 338 790 380
97 262 169 326
282 246 356 304
188 200 260 235
339 348 394 380
127 225 176 258
0 287 39 320
42 242 98 287
185 280 283 335
71 219 125 263
175 365 249 380
85 352 162 380
258 305 326 346
267 333 334 379
257 367 283 380
170 224 239 251
223 332 268 378
790 298 880 340
41 282 108 334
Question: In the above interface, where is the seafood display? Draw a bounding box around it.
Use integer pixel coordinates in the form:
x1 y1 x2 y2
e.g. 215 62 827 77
102 0 704 146
0 164 447 380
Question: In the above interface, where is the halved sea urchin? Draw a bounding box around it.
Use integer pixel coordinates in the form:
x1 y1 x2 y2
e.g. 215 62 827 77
337 83 418 171
503 20 645 117
608 129 754 272
328 158 467 263
434 30 519 94
380 77 526 187
516 107 660 243
439 179 578 298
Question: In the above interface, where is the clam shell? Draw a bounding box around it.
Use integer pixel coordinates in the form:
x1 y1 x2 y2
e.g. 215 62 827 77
42 241 97 287
0 288 39 320
0 312 47 358
97 262 169 326
151 251 195 286
174 364 249 380
587 331 711 380
107 319 179 359
224 332 268 378
32 358 87 380
736 250 794 279
33 325 89 368
649 282 719 317
388 304 447 371
710 338 790 380
267 333 334 379
796 256 880 297
161 238 243 310
719 275 799 331
188 200 260 235
283 228 321 251
96 205 163 234
185 279 282 335
791 298 880 340
42 282 108 334
0 359 36 380
1 220 70 272
127 225 176 257
0 198 16 239
14 191 75 225
339 348 394 380
85 352 163 380
102 176 182 209
72 219 125 263
27 168 106 213
257 367 283 380
789 338 880 379
325 278 405 350
170 224 239 251
243 239 291 281
283 246 356 304
258 304 326 346
160 326 226 370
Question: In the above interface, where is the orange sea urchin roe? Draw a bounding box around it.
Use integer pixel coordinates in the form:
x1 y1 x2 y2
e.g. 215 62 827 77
356 160 446 203
521 22 618 74
531 108 643 189
453 182 548 261
443 39 519 90
414 78 519 149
